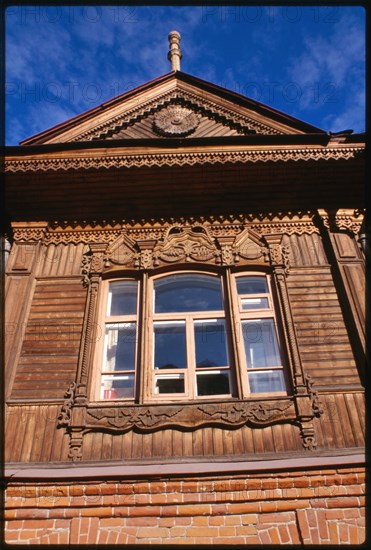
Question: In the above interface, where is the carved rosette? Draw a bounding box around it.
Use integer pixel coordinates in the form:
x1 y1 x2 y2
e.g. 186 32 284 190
154 105 200 137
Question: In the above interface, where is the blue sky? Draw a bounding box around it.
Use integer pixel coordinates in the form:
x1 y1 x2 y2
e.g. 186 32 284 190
5 5 365 145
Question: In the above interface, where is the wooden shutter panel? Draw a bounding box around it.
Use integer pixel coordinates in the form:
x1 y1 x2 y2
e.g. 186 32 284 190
10 279 87 400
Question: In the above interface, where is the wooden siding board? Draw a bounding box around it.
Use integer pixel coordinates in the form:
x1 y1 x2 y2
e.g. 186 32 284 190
40 406 61 462
287 268 361 389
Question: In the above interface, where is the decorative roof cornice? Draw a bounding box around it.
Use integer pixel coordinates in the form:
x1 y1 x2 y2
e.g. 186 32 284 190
4 146 364 173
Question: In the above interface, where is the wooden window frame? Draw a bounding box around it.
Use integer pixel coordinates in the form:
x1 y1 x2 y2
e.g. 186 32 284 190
91 269 288 404
230 272 288 399
91 278 140 402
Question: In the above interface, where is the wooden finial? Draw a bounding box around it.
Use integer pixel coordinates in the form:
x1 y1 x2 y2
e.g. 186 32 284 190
168 31 182 72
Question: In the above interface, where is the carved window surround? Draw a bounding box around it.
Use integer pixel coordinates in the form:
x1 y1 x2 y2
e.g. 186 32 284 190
50 220 325 461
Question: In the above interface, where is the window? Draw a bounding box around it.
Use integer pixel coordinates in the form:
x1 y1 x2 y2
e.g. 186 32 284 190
232 275 286 395
94 271 286 402
151 274 231 399
99 280 139 400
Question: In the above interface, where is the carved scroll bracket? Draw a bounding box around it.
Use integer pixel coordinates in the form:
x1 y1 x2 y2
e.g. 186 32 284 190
264 234 290 274
11 222 48 243
317 209 364 236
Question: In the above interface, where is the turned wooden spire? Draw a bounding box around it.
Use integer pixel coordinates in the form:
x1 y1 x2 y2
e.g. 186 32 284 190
168 30 182 71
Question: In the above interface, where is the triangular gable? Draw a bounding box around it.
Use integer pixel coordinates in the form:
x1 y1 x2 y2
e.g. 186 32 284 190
21 71 325 145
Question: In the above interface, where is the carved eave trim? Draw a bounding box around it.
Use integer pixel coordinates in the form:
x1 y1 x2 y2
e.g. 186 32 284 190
11 214 322 245
5 145 364 173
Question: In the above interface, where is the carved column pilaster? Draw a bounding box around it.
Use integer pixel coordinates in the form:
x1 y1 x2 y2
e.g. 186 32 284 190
217 236 235 265
136 239 157 269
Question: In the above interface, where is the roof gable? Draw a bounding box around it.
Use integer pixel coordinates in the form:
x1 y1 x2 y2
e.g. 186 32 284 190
21 71 325 145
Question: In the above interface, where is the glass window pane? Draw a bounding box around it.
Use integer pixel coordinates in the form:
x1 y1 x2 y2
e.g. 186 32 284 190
104 323 136 371
101 374 135 399
108 281 138 316
154 322 186 369
242 319 281 368
236 276 268 295
194 320 228 367
197 371 230 396
248 371 285 393
154 274 223 313
155 374 185 394
241 297 269 310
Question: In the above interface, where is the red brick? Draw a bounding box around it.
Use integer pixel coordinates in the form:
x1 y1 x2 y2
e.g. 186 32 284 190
128 517 156 527
242 514 258 525
165 482 182 492
175 517 192 525
80 507 113 517
5 531 20 541
269 527 281 544
296 510 310 541
117 484 134 495
277 499 310 511
187 526 218 537
288 523 301 545
329 522 339 544
107 530 119 544
150 482 166 494
237 525 258 536
170 526 187 537
261 479 277 490
180 504 211 516
327 497 359 508
246 480 261 490
294 478 309 488
4 510 17 520
225 516 241 526
317 509 329 540
259 529 271 544
129 505 162 517
259 512 294 524
20 529 38 540
160 505 178 517
193 516 208 526
97 530 109 544
260 501 277 513
211 504 228 515
218 526 236 536
278 524 290 543
101 484 117 495
136 482 150 494
137 527 169 539
228 502 260 514
209 516 224 526
69 485 84 496
5 520 24 530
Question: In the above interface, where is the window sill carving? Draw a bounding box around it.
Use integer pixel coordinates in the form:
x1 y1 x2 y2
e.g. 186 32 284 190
58 387 322 461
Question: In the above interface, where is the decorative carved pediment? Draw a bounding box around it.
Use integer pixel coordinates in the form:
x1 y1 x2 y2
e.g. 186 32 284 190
105 232 137 267
153 225 220 265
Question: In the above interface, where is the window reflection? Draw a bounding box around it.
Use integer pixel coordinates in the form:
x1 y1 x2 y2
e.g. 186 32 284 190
154 274 223 313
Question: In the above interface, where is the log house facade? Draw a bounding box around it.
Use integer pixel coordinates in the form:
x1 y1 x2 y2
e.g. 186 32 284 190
3 32 366 545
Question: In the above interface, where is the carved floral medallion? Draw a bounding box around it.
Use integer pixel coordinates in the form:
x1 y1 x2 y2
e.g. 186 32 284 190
153 105 200 136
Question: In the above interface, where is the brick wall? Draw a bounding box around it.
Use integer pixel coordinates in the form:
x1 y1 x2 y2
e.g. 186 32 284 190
4 467 366 545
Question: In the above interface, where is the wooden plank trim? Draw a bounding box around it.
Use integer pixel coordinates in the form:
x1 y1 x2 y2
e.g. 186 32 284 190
4 452 365 479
